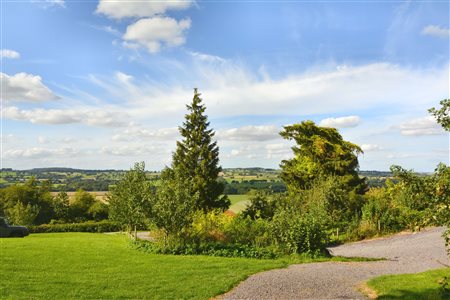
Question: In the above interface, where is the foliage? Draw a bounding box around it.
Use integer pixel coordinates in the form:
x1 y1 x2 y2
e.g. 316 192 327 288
0 178 54 224
28 220 121 233
132 238 279 259
429 99 450 131
52 191 70 221
171 88 229 211
108 162 153 232
279 120 366 194
69 189 97 221
269 207 329 255
242 190 278 220
347 164 450 243
152 168 197 239
5 201 40 226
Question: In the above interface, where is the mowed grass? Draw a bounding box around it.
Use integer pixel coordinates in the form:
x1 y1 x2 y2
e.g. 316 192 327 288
227 194 250 213
367 268 450 299
0 233 287 299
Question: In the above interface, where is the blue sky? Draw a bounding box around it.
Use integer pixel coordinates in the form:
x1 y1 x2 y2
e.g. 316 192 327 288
1 0 449 171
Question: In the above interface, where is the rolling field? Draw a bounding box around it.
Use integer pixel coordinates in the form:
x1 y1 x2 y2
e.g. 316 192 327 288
227 194 250 213
0 233 286 299
51 191 108 202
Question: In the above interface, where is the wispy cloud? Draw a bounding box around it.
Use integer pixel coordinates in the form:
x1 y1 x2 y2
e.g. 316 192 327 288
399 116 445 136
320 116 361 128
4 106 128 127
218 125 280 142
0 49 20 59
361 144 382 152
421 25 450 38
4 147 78 159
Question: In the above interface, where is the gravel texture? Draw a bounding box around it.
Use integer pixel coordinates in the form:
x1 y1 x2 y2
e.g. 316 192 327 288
220 227 449 299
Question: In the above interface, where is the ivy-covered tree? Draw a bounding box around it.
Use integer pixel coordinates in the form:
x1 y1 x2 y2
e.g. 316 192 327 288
280 120 366 194
171 89 229 211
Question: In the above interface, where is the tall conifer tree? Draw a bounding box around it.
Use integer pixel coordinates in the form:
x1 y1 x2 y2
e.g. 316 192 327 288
171 88 229 211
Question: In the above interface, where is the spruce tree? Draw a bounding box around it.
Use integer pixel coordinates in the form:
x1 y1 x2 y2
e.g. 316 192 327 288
171 88 229 211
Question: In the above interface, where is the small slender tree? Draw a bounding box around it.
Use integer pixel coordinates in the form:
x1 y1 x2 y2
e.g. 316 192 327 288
171 88 229 211
108 162 153 235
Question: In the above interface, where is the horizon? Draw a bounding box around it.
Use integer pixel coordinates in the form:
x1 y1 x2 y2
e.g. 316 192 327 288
2 166 430 174
2 1 449 172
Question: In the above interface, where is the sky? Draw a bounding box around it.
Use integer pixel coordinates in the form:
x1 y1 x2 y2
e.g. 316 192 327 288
1 0 449 171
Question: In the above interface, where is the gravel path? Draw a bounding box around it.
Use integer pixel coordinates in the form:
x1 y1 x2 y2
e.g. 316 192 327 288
221 227 449 299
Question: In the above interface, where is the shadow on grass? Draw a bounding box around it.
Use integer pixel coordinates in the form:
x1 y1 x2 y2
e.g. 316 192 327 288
377 288 449 300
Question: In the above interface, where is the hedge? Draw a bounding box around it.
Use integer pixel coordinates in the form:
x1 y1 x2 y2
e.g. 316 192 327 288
29 221 122 233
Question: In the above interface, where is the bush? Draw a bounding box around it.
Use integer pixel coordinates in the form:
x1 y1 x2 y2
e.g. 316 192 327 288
223 215 271 248
131 238 279 259
29 220 122 233
270 208 328 255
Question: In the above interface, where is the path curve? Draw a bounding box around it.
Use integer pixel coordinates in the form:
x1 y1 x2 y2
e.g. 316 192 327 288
220 227 449 299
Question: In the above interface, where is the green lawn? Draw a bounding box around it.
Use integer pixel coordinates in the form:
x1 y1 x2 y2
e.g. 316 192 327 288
1 233 287 299
227 194 250 213
367 268 450 299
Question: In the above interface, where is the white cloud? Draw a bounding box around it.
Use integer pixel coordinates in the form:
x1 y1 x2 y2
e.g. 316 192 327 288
1 72 58 102
265 143 292 159
4 147 78 159
189 51 225 63
45 0 64 7
100 145 166 156
361 144 381 152
0 49 20 59
112 124 179 141
96 0 192 20
3 106 128 127
0 134 15 144
218 125 280 141
37 136 50 144
115 71 133 85
399 116 445 136
113 62 448 119
123 17 191 53
32 0 65 8
421 25 450 38
320 116 361 128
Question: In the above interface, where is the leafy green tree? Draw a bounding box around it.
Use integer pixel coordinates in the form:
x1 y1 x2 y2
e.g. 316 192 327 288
53 191 70 221
171 88 229 211
152 168 197 239
242 191 277 220
69 189 96 221
0 178 54 224
5 202 40 226
108 162 153 232
279 120 366 194
429 99 450 130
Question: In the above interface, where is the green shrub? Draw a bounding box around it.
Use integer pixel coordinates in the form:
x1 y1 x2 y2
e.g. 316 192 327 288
242 190 277 220
29 220 121 233
131 238 279 259
270 208 328 255
223 215 271 248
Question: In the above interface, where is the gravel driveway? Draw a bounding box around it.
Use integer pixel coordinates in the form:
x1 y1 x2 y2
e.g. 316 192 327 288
220 227 449 299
